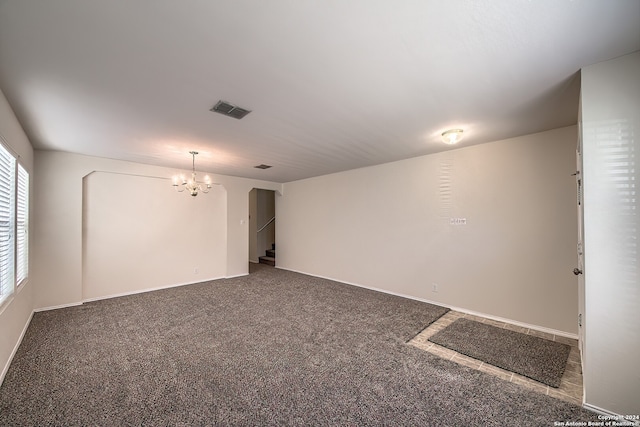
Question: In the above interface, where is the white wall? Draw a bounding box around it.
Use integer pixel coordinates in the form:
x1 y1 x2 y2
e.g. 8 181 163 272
581 51 640 416
0 89 34 382
277 126 579 334
33 151 281 310
83 172 227 300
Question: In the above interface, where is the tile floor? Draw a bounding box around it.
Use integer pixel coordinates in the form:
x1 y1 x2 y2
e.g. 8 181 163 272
408 310 583 405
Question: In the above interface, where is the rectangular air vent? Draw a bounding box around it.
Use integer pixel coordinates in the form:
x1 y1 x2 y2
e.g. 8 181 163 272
210 100 251 119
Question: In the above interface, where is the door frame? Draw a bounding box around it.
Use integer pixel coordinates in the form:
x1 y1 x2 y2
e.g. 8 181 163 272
576 126 585 365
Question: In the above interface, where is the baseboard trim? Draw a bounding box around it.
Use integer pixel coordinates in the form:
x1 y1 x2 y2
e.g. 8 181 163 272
34 302 83 312
582 403 639 426
39 275 238 309
276 266 578 340
0 309 34 386
439 306 579 340
225 273 249 279
82 276 225 303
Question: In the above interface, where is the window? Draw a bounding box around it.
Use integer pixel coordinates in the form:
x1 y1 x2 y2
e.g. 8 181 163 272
0 138 29 306
16 164 29 284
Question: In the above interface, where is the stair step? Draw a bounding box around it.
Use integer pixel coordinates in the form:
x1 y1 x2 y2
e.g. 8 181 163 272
266 249 275 258
259 256 275 266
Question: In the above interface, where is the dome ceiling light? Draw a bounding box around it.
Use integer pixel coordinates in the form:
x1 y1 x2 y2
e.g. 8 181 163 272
441 129 464 145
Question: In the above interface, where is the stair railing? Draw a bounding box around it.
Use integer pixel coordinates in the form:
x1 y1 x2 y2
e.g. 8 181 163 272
257 216 275 234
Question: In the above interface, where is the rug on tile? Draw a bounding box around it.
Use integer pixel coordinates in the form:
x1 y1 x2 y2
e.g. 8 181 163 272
428 317 571 387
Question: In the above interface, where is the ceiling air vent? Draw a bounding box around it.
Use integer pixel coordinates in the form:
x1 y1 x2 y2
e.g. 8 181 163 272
254 164 272 169
210 100 251 119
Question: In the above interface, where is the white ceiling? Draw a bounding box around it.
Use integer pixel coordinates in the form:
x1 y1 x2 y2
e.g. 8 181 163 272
0 1 638 183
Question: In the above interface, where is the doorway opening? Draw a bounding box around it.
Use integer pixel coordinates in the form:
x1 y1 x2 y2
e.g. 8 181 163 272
249 188 276 267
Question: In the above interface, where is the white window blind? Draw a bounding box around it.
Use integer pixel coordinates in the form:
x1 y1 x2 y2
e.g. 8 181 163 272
16 164 28 284
0 143 16 305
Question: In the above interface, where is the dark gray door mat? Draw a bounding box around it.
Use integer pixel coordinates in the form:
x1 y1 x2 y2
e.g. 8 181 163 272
429 318 571 388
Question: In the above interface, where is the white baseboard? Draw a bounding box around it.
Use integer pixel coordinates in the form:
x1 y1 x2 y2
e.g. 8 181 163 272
42 274 248 308
82 276 225 303
440 306 578 340
583 403 640 426
225 273 249 279
34 301 83 312
0 310 34 386
276 266 578 340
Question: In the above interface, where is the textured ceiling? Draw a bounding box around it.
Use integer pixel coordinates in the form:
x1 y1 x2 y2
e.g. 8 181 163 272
0 1 638 182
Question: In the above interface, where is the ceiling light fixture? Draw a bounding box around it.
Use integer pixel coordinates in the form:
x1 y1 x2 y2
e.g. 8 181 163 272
441 129 464 145
172 151 212 197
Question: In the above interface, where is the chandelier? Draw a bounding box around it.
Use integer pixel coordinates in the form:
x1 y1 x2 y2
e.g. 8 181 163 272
172 151 212 197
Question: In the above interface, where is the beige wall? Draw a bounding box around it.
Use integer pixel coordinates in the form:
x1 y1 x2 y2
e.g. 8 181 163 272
83 172 227 300
33 151 281 310
277 126 579 334
0 89 34 382
581 51 640 416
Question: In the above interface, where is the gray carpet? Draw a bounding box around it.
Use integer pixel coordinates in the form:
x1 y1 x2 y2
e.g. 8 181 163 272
0 264 597 426
429 318 571 388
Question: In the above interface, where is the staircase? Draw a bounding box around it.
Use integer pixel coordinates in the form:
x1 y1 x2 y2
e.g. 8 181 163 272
259 243 276 266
